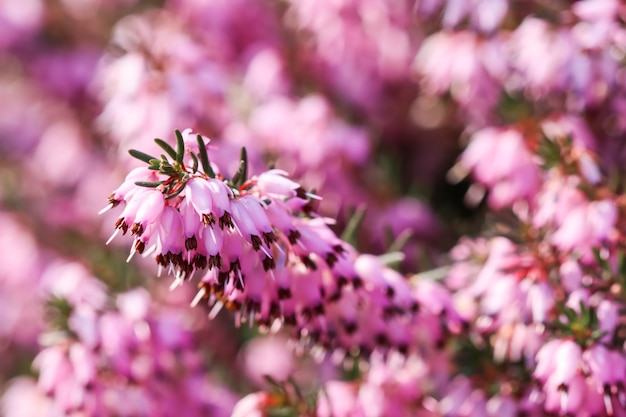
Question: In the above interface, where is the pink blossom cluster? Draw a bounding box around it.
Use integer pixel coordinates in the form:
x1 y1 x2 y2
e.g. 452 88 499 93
5 263 235 417
102 130 454 359
414 0 626 120
5 0 626 416
92 0 426 231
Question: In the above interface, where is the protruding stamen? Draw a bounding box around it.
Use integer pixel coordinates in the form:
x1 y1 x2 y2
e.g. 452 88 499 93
604 386 615 416
98 203 115 215
259 244 272 259
559 386 568 413
237 270 244 289
106 228 121 245
191 287 207 307
142 244 157 258
208 300 224 319
126 246 137 263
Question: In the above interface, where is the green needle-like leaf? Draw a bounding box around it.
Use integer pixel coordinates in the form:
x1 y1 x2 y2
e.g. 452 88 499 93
175 129 185 165
263 375 282 391
154 138 177 159
129 149 157 164
388 229 414 254
591 330 607 340
378 252 405 266
196 135 216 178
592 248 610 272
165 184 187 200
341 205 366 246
561 305 577 323
580 302 591 328
148 159 161 170
134 181 164 188
190 151 199 173
288 377 305 401
553 321 570 331
231 147 248 188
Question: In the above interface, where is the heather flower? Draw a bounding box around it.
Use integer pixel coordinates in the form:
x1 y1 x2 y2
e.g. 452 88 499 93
508 18 572 97
168 0 282 61
444 237 560 365
532 337 626 416
245 96 370 169
316 381 365 417
507 11 626 107
358 353 429 417
532 173 618 255
95 11 232 150
286 0 414 112
413 31 505 120
16 1 626 415
41 261 108 310
241 48 289 100
460 126 540 209
30 279 236 417
1 377 63 417
551 198 617 253
231 392 270 417
104 130 427 358
240 336 295 387
416 0 508 33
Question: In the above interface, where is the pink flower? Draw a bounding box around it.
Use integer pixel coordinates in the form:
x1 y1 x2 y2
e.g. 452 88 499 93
231 392 269 417
317 381 365 417
185 177 216 225
1 377 62 417
255 169 303 199
461 126 540 209
413 31 504 119
508 18 571 96
549 192 617 253
421 0 508 33
241 336 295 387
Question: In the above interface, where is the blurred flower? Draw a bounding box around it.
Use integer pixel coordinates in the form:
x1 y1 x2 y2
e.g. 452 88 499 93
461 126 540 209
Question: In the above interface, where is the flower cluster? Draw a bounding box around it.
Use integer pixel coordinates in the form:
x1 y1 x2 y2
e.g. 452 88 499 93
16 263 234 417
102 130 436 359
6 0 626 416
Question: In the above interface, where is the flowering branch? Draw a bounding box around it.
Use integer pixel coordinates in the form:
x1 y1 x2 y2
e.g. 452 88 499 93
101 129 441 360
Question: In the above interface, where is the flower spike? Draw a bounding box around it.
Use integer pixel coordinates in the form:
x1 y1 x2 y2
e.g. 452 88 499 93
104 129 424 359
